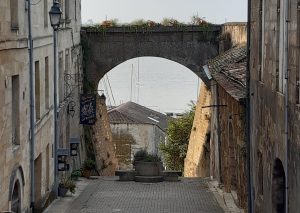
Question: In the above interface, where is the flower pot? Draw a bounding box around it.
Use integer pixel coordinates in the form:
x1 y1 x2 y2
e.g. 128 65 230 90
82 169 91 178
134 161 163 176
58 186 68 197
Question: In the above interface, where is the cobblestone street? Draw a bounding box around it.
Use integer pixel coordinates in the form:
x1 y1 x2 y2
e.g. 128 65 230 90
45 177 224 213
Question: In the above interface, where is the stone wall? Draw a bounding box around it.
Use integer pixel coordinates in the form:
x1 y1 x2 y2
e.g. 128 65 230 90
211 84 247 209
184 84 211 177
111 123 165 170
250 0 300 212
219 23 247 53
92 96 118 175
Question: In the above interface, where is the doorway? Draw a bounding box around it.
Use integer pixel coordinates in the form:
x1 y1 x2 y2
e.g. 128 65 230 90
11 180 21 213
272 158 285 213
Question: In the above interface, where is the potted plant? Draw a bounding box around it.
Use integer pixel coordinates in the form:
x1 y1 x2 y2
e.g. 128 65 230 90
133 150 163 176
58 177 76 197
71 170 81 181
82 159 95 178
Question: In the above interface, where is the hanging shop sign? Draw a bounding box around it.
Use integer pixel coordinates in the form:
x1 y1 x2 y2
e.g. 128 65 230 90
80 94 96 125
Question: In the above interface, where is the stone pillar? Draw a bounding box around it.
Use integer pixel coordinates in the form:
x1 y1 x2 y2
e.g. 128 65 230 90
92 95 118 175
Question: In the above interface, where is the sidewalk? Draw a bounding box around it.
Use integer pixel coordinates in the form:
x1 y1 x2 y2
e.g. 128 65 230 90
207 179 244 213
43 177 91 213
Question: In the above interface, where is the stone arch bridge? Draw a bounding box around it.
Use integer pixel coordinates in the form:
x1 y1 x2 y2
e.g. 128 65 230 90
81 25 221 87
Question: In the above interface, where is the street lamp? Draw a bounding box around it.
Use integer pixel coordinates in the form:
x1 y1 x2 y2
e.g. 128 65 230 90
49 1 62 30
49 0 62 198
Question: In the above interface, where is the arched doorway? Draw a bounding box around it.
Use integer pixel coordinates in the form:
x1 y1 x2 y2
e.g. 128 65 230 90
11 180 21 213
272 158 285 213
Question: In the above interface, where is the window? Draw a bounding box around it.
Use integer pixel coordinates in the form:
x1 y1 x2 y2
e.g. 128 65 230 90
35 61 41 121
10 0 19 30
75 0 77 21
44 0 48 27
276 0 283 92
257 152 263 195
12 75 20 145
297 2 300 104
65 0 70 20
45 57 50 109
59 51 64 102
259 0 264 81
65 49 70 96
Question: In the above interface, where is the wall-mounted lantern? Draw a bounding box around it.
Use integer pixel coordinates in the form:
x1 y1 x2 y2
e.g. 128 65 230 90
70 137 80 156
57 148 69 171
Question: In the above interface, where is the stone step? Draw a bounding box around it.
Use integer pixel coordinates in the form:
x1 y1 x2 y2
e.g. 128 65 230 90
135 176 164 183
115 170 136 181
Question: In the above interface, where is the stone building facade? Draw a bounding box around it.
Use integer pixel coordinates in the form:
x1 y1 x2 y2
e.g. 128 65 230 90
249 0 300 212
184 24 248 210
108 102 167 170
0 0 83 212
208 45 248 209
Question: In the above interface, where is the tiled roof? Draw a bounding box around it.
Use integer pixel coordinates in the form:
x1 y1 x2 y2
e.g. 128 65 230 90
207 45 247 101
108 102 168 131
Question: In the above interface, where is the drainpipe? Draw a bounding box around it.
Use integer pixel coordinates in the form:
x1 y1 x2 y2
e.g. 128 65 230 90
27 0 35 211
216 84 222 183
246 0 253 212
283 0 289 212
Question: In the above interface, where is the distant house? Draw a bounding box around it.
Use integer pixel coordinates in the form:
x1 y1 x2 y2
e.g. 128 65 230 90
108 102 168 169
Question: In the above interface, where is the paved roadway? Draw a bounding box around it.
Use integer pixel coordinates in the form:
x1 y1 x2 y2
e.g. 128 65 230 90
46 177 224 213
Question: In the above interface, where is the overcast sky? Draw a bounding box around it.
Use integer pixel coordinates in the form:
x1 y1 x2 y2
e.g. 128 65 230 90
81 0 247 24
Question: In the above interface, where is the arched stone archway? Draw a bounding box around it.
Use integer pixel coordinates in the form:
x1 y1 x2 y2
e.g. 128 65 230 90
81 25 221 89
272 158 286 213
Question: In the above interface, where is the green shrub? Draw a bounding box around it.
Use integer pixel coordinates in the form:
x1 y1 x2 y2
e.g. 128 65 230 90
133 150 161 163
71 170 81 180
59 177 76 194
83 159 96 170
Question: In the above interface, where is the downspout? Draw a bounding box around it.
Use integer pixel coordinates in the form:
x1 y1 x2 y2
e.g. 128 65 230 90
216 83 222 183
246 0 253 212
283 0 289 212
27 0 35 211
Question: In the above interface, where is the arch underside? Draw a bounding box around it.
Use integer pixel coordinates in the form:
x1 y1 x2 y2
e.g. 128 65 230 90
82 28 220 87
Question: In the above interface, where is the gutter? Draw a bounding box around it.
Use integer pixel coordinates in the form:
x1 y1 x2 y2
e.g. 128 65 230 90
246 0 253 212
27 0 35 211
283 0 289 211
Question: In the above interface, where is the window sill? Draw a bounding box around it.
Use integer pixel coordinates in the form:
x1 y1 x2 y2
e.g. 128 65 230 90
276 91 284 97
11 27 19 31
12 145 20 152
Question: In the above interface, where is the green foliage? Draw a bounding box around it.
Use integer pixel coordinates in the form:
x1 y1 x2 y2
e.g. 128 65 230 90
130 19 148 26
101 19 119 27
190 15 208 25
160 103 196 171
133 149 161 164
83 159 96 170
71 170 81 180
161 18 184 26
59 177 76 194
